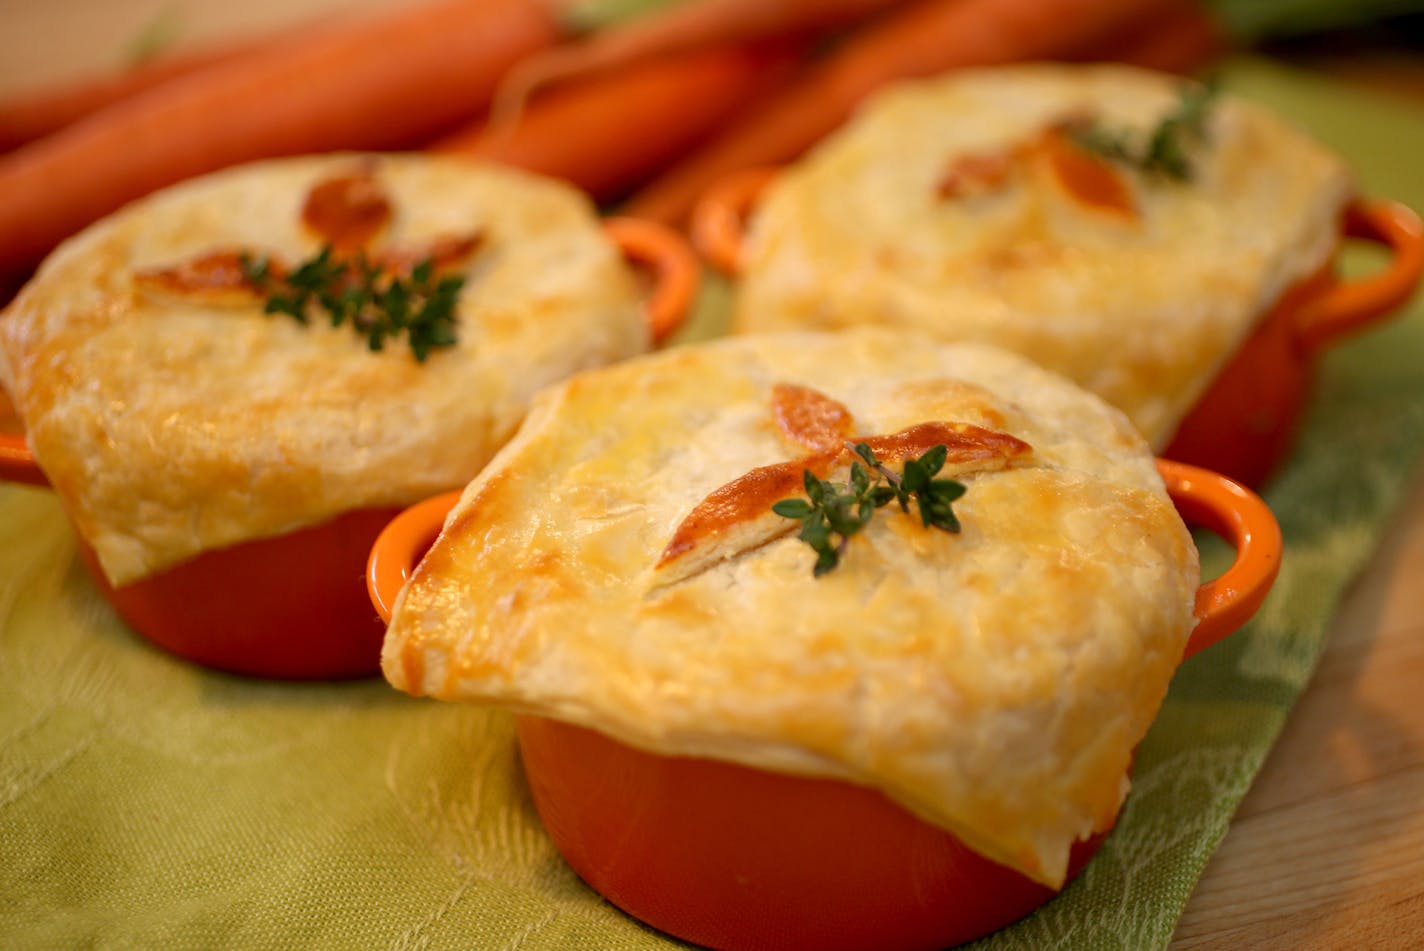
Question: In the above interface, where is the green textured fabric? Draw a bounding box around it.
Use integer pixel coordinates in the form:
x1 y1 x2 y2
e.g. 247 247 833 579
3 59 1423 950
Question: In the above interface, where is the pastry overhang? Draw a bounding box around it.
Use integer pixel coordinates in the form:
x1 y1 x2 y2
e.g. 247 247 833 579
732 63 1355 448
0 153 648 585
382 330 1199 888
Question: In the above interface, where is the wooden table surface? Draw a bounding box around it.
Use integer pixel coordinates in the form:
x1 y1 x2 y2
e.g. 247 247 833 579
1170 44 1424 951
1172 470 1424 949
2 3 1422 948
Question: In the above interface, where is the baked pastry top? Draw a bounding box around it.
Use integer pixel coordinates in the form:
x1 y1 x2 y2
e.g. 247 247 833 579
382 329 1199 888
0 154 648 585
732 63 1354 448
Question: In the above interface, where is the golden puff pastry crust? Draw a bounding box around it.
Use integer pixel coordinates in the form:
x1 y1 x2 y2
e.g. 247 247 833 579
0 153 649 585
733 63 1354 449
383 330 1199 888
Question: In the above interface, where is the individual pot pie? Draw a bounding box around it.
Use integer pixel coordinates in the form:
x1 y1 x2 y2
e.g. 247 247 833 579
713 63 1379 456
381 329 1201 890
0 152 693 676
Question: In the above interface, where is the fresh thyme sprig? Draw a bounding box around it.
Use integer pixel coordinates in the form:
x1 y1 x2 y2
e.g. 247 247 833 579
1069 78 1219 181
239 246 464 362
771 442 968 577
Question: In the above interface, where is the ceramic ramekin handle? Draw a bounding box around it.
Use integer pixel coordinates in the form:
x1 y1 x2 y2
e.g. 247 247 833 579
0 431 49 487
1295 199 1424 354
1156 459 1282 660
603 217 700 346
690 166 779 277
366 489 462 623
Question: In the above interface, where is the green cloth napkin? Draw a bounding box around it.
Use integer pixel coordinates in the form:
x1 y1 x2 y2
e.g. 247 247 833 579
3 59 1423 950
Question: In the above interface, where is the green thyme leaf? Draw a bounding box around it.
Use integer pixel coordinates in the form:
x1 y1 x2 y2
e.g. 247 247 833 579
804 469 826 504
773 443 970 576
857 462 880 499
901 457 930 494
919 443 948 476
917 477 967 532
1069 78 1219 182
243 244 465 362
238 252 269 285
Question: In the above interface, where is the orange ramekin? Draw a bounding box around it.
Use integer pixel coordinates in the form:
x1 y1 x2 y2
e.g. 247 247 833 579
367 458 1281 951
691 167 1424 489
0 217 698 680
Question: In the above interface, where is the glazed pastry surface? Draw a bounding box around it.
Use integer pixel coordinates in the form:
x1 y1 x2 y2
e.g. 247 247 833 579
0 154 647 584
734 63 1354 448
383 330 1199 888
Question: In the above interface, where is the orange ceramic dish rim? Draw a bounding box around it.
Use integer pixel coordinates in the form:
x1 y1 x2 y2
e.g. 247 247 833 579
689 167 1424 489
0 218 699 679
366 459 1280 950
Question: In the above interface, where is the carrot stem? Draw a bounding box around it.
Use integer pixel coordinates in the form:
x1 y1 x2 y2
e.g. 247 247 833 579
435 38 805 203
491 0 908 121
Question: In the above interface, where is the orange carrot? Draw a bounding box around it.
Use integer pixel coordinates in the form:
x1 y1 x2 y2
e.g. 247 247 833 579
0 0 562 279
1089 1 1230 73
0 38 268 153
492 0 908 118
623 0 1189 226
435 39 805 203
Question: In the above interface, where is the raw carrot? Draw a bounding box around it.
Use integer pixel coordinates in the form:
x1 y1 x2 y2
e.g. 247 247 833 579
1087 0 1230 73
623 0 1188 226
435 38 805 203
0 37 268 153
0 0 562 279
492 0 908 119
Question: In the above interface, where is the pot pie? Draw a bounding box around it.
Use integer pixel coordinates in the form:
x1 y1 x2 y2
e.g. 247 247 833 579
382 329 1199 888
728 63 1355 450
0 153 654 588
